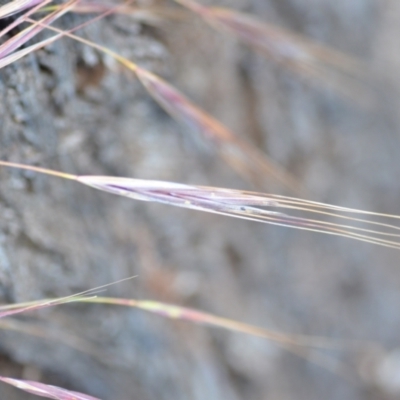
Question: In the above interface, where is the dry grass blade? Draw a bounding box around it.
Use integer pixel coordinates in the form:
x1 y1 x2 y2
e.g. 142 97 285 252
0 276 136 314
0 0 135 68
0 0 77 59
42 2 186 25
0 376 101 399
175 0 360 72
135 66 305 195
0 271 132 318
0 34 62 69
0 295 372 378
0 0 52 40
0 294 95 319
51 295 378 379
10 17 304 195
1 160 400 248
79 296 373 350
0 0 45 18
174 0 370 103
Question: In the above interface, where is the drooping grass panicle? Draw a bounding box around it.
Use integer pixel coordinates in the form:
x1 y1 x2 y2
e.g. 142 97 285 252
1 160 400 249
0 376 101 400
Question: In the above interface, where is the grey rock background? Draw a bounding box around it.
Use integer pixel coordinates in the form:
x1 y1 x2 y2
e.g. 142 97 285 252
0 0 400 399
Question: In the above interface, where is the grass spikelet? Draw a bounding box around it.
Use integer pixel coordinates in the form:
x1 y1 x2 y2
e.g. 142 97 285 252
75 176 400 249
1 160 400 249
0 376 101 399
